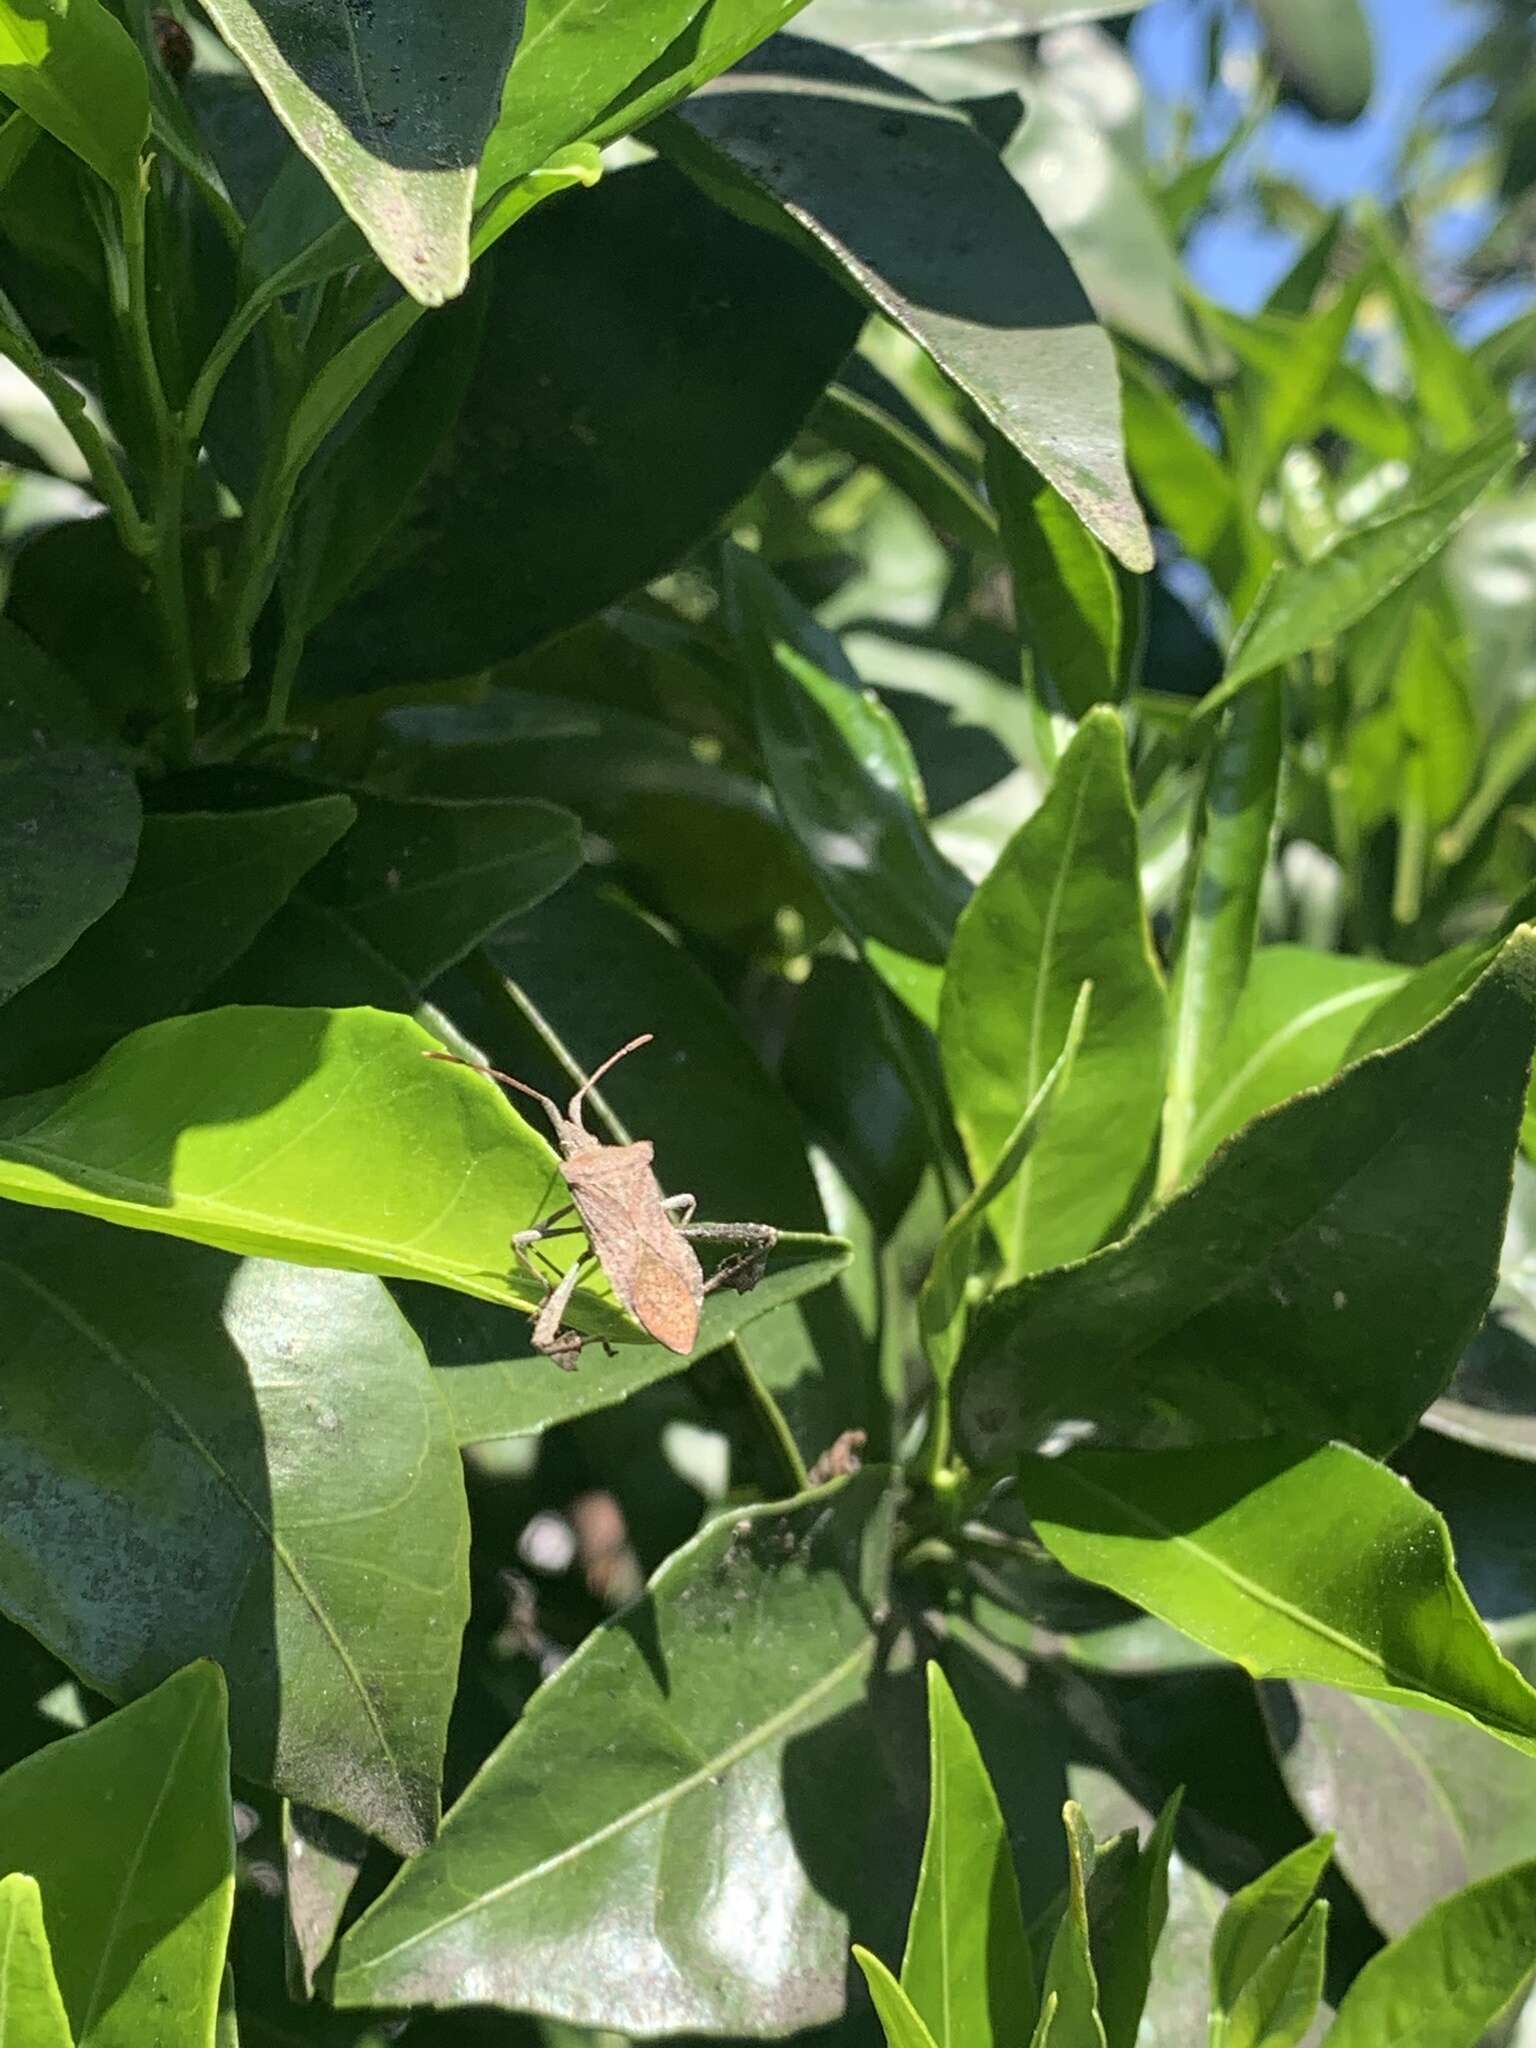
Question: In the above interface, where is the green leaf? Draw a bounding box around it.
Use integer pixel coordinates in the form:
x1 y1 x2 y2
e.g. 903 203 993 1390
1251 0 1371 122
591 0 815 136
283 1804 368 2002
954 931 1536 1462
1016 1438 1536 1765
1036 1804 1107 2048
196 0 525 303
664 35 1152 572
477 0 703 199
986 442 1122 717
0 1209 469 1853
1158 686 1282 1196
0 797 356 1093
1264 1680 1536 1938
0 1004 639 1335
420 1233 851 1443
1120 357 1240 577
1211 1836 1333 2020
0 1876 73 2048
1224 1901 1327 2048
1326 1860 1536 2048
855 1948 941 2048
0 0 146 192
1362 209 1499 449
1184 947 1409 1176
303 159 861 694
729 549 970 964
333 1472 901 2034
817 382 999 555
1207 425 1518 715
940 709 1167 1280
0 1663 232 2048
1093 1793 1180 2048
0 622 140 1007
1206 284 1367 494
920 983 1090 1382
901 1664 1035 2047
221 795 582 1007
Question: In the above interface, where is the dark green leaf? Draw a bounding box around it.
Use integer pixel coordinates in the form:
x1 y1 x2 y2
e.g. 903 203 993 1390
197 0 525 302
0 797 355 1092
1093 1793 1180 2048
1017 1438 1536 1764
986 442 1122 717
901 1663 1035 2048
1223 1900 1327 2048
333 1472 903 2034
955 932 1536 1461
940 709 1166 1280
730 549 970 964
0 621 140 1006
0 1662 232 2048
1158 686 1282 1196
665 35 1152 571
1036 1804 1107 2048
0 1209 468 1853
1327 1860 1536 2048
302 160 861 695
0 1875 72 2048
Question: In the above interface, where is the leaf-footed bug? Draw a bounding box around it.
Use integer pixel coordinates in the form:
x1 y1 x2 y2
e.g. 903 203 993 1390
425 1034 779 1368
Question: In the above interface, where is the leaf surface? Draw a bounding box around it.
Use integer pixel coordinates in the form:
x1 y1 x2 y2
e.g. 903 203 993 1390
0 1876 72 2048
0 1209 469 1853
0 0 145 191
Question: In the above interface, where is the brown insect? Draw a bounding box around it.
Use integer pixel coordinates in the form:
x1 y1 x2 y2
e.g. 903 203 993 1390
151 11 194 82
426 1034 778 1369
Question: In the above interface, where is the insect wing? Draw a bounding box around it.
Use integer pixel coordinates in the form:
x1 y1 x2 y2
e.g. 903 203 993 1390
629 1239 702 1354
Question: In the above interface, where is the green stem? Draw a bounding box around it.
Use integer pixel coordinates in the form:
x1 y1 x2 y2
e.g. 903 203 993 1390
118 177 197 755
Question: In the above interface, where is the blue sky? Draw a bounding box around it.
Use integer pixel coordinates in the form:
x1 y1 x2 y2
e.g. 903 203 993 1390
1130 0 1477 309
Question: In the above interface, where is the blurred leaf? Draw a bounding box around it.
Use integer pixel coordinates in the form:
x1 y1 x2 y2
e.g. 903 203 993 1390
1120 357 1240 575
0 0 146 192
0 621 140 1006
1207 282 1366 491
1018 1438 1536 1762
666 34 1153 571
0 1004 646 1335
940 709 1167 1279
987 441 1122 717
817 382 998 554
1006 76 1225 384
955 932 1536 1461
0 796 356 1092
0 1209 468 1853
284 1803 370 2002
801 0 1152 45
1208 424 1518 715
1251 0 1372 124
730 548 970 963
197 0 524 302
1158 687 1282 1196
0 1875 72 2048
1363 207 1500 448
1264 1678 1536 1939
333 1472 906 2034
856 1948 940 2048
1327 1860 1536 2048
901 1664 1035 2047
1184 947 1409 1176
1093 1793 1180 2048
0 1663 232 2048
303 160 861 694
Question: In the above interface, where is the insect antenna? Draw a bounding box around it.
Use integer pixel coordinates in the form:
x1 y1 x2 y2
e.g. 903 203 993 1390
423 1049 562 1134
566 1033 654 1131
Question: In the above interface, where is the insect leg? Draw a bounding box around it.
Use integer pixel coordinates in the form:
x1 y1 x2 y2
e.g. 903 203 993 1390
532 1252 596 1372
682 1221 779 1297
660 1191 697 1227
